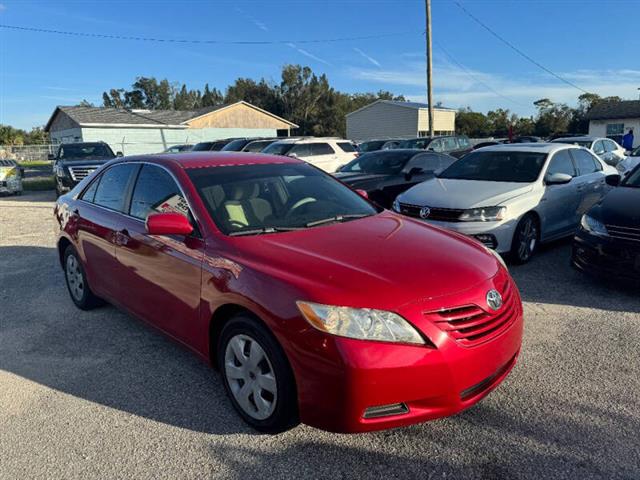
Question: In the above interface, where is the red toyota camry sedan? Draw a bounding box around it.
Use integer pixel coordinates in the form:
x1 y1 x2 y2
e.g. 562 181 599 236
54 152 523 433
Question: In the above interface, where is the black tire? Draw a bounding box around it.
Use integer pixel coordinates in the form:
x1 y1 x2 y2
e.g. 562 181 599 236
510 213 540 264
218 314 299 433
63 245 104 310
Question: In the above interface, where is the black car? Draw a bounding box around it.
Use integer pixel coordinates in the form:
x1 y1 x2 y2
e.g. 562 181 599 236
395 135 472 158
192 139 237 151
572 167 640 282
221 138 262 152
358 139 402 153
50 142 120 197
334 149 456 209
242 139 279 152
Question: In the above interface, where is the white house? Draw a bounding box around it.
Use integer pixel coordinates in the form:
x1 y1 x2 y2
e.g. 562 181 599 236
346 100 456 142
587 100 639 148
44 101 298 155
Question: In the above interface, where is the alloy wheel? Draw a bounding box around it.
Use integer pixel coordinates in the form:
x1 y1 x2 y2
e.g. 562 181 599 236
65 254 84 301
224 334 277 420
517 217 538 262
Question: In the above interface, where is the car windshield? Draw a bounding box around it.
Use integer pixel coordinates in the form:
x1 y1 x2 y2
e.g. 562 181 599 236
221 139 250 151
553 139 592 148
192 143 214 151
359 141 386 152
623 166 640 187
243 140 275 152
340 151 415 174
397 138 431 149
438 150 547 183
59 144 114 160
262 142 295 156
187 163 378 235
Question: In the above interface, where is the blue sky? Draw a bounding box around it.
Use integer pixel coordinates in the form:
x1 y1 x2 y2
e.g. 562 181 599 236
1 0 639 130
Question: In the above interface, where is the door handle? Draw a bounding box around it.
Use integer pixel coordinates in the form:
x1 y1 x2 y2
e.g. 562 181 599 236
115 229 130 246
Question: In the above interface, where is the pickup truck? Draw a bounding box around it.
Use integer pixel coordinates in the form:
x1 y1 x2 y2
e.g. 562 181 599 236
50 142 121 197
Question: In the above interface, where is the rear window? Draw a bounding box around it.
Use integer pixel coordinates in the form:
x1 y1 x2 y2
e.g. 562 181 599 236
337 142 356 153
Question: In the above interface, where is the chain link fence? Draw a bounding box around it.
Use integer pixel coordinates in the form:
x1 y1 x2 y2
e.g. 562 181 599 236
0 144 57 163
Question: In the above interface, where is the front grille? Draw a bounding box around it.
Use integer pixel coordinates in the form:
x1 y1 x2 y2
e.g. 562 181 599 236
424 278 517 347
606 225 640 243
398 203 465 222
68 166 98 182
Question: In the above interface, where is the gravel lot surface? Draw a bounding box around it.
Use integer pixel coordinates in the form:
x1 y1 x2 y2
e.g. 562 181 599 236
1 191 639 480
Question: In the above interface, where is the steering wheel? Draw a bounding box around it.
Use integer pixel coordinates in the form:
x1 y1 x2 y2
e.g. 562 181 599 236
286 197 316 217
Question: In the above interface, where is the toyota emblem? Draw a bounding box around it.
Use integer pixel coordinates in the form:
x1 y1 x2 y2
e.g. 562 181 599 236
419 206 431 219
486 289 503 311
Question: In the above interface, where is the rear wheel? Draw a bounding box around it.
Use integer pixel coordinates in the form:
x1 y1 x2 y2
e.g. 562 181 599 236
510 213 539 264
218 314 298 433
63 245 103 310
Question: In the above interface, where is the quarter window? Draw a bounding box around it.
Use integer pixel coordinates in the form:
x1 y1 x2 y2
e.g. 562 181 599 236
92 164 137 212
130 165 188 220
592 141 605 154
81 178 100 202
547 150 576 177
571 149 600 175
337 142 356 152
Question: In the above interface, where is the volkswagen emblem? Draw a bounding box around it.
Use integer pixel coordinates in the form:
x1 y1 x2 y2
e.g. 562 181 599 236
486 289 503 311
419 206 431 219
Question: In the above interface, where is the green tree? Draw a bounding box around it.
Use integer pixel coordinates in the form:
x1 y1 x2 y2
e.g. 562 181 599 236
455 108 490 137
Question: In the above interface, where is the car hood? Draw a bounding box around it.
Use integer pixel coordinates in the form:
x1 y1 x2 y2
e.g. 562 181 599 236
398 178 533 208
591 187 640 227
231 211 500 310
334 172 393 188
59 158 113 167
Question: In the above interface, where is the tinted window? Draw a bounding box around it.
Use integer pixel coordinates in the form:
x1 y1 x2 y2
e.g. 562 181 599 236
359 140 386 152
604 140 617 152
81 177 100 202
623 166 640 186
92 164 137 212
398 138 431 149
337 142 356 153
441 137 458 151
572 149 599 175
192 142 214 151
407 153 455 172
592 140 605 154
341 151 415 174
187 163 377 235
130 165 187 220
429 139 445 152
288 144 312 157
243 140 275 152
457 136 470 148
439 150 547 183
547 150 576 177
310 143 335 155
59 143 114 161
262 142 295 156
221 139 250 151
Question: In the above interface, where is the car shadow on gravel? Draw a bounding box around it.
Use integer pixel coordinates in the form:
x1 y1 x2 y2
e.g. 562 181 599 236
508 238 640 313
0 245 254 436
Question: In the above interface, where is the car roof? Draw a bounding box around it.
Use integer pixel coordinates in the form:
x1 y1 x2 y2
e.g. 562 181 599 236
271 137 345 144
476 142 579 153
119 152 304 169
552 136 597 142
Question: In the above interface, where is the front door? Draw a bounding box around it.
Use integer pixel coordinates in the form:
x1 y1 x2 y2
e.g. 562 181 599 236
570 149 607 222
540 149 580 239
114 164 204 342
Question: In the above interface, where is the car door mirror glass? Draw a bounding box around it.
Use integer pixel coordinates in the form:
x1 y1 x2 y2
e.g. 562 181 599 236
545 172 573 185
605 174 621 187
146 212 193 236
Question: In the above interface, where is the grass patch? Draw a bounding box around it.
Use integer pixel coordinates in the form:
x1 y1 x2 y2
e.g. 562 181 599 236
23 176 55 191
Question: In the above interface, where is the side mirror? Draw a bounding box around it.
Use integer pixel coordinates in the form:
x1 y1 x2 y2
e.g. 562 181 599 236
116 151 124 157
355 189 369 199
47 154 55 160
545 172 573 185
145 212 193 236
605 174 621 187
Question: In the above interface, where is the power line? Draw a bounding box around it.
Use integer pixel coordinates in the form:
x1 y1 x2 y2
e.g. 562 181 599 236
435 40 529 108
0 23 415 45
451 0 590 94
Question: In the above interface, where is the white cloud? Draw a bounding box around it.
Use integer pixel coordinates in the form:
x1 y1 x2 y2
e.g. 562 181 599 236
286 43 332 66
235 7 269 32
353 47 381 68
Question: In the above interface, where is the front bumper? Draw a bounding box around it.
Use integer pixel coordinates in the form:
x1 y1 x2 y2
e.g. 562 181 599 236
293 269 523 433
572 229 640 283
0 178 22 194
419 218 517 254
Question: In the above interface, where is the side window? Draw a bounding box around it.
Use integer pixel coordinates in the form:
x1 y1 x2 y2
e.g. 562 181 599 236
310 143 335 155
605 140 617 152
337 142 356 152
442 137 458 151
457 136 470 148
547 150 576 177
592 140 605 154
81 177 100 203
571 149 599 176
289 144 312 157
407 153 451 172
429 139 444 152
130 165 188 220
93 164 137 212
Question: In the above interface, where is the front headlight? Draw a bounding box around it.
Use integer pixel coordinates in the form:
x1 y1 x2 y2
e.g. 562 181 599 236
459 206 506 222
297 301 425 345
55 164 65 177
581 214 608 236
392 198 401 212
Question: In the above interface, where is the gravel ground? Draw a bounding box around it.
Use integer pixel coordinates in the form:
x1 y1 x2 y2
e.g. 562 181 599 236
1 191 639 480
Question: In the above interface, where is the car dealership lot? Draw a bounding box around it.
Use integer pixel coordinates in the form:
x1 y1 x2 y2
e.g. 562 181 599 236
1 192 639 479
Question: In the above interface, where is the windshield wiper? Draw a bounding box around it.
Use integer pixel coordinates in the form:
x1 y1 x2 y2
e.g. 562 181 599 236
306 213 370 228
228 226 303 237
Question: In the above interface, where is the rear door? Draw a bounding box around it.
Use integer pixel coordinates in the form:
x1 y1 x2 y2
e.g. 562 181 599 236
540 149 580 238
570 148 607 219
113 163 204 341
74 163 139 300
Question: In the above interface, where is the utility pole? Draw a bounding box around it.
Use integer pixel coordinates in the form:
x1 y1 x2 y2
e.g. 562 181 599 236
425 0 434 137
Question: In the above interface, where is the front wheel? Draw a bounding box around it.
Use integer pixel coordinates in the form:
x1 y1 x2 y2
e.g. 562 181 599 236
510 214 539 264
218 314 299 433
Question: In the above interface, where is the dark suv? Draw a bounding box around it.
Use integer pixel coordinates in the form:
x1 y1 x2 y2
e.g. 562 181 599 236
396 135 472 158
50 142 120 197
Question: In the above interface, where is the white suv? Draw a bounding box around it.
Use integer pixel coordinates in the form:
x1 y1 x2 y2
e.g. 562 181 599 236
262 138 358 172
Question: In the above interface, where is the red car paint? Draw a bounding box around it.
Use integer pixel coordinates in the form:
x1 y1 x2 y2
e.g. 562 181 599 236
54 153 523 433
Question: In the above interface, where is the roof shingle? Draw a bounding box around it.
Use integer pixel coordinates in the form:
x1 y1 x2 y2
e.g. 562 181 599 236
586 100 640 121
